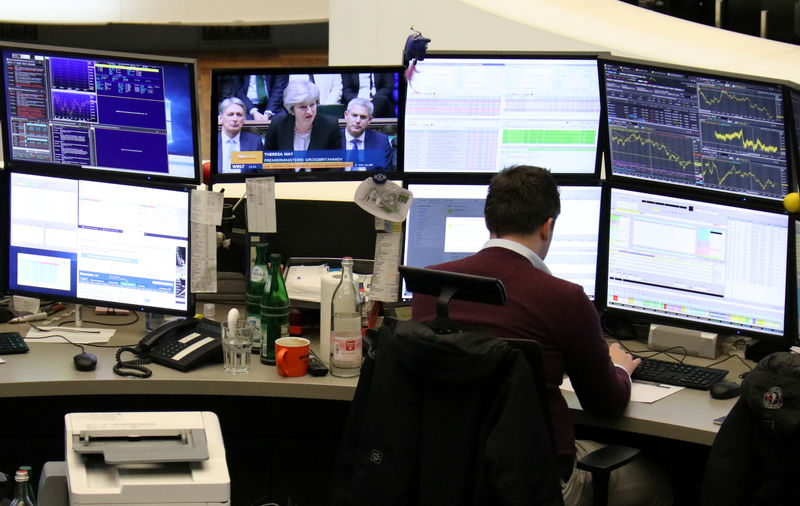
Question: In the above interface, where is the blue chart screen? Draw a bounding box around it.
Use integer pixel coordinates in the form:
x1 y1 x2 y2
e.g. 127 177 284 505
603 62 789 200
3 48 197 181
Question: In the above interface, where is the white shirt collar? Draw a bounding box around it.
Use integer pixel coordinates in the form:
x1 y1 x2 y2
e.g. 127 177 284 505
482 238 552 275
345 130 365 145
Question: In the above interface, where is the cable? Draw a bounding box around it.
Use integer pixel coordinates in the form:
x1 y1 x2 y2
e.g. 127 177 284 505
113 347 153 379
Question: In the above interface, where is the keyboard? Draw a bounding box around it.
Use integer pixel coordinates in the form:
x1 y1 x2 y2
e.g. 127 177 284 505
632 356 728 390
0 332 29 355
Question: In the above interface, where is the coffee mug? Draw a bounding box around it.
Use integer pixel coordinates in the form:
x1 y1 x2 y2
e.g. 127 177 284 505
275 337 310 377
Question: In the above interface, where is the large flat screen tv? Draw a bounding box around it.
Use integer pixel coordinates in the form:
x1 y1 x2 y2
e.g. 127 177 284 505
402 52 606 180
0 42 201 185
210 65 404 183
7 171 192 316
600 56 792 205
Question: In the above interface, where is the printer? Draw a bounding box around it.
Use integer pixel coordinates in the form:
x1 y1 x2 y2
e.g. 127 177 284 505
39 411 230 505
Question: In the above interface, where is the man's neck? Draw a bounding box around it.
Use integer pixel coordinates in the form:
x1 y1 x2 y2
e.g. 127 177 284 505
491 233 546 260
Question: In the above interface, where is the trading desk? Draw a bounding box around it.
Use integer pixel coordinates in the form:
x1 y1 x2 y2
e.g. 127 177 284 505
0 309 748 504
0 313 745 440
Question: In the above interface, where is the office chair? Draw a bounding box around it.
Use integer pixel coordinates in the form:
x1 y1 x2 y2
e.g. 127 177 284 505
334 266 641 506
399 265 642 506
700 352 800 506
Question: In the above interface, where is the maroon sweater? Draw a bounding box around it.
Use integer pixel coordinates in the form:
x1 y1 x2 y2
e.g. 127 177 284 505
411 246 631 459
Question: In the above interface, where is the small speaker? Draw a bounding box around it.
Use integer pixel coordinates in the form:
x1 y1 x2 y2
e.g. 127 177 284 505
647 324 720 359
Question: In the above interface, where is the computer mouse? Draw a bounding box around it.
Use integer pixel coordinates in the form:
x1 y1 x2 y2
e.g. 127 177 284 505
73 352 98 371
709 380 741 400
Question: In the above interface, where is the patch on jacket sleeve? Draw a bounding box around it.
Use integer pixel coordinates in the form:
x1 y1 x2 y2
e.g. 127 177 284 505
370 449 384 464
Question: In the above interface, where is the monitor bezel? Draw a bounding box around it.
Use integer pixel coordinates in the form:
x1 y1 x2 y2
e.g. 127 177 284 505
209 64 405 184
785 82 800 195
6 168 195 317
0 41 202 186
598 54 795 208
400 50 610 182
600 180 792 343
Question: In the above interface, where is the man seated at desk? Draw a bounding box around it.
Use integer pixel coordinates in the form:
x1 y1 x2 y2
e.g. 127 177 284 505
412 165 671 505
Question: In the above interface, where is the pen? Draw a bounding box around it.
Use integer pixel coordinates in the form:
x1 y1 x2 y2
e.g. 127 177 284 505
633 380 672 389
9 312 48 323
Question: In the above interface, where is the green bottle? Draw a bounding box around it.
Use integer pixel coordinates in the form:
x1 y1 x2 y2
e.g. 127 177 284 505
246 243 269 353
260 253 289 365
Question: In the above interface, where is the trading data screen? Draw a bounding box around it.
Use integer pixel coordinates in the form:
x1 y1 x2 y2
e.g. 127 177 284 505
607 188 788 337
8 172 190 314
2 47 198 183
403 56 602 175
403 183 602 299
603 61 789 201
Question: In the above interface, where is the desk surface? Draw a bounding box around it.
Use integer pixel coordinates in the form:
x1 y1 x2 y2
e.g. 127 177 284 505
0 308 748 446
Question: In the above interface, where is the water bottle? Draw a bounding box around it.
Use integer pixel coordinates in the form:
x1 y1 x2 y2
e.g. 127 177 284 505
330 257 363 377
246 243 269 353
260 253 289 365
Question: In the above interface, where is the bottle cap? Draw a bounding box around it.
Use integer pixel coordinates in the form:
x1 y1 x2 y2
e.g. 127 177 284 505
14 469 29 481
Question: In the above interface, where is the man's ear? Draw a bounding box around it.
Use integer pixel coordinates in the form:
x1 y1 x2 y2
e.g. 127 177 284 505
540 217 554 242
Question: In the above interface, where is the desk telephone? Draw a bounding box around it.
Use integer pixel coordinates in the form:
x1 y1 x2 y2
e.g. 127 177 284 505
114 317 222 377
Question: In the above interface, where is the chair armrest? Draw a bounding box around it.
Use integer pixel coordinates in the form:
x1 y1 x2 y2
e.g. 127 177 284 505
576 444 641 473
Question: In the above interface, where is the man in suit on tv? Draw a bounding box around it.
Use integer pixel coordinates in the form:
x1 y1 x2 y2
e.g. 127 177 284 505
341 98 393 170
341 72 395 118
217 97 263 173
218 74 289 120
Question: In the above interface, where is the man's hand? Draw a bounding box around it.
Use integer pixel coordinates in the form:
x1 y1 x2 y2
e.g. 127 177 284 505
609 342 641 376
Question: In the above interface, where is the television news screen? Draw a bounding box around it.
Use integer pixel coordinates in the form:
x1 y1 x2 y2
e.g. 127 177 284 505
601 57 792 203
605 186 789 339
0 42 201 185
402 52 605 179
210 65 404 182
7 171 192 316
402 181 604 301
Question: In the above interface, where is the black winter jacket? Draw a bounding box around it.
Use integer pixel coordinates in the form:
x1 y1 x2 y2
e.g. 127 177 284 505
701 352 800 505
332 318 563 506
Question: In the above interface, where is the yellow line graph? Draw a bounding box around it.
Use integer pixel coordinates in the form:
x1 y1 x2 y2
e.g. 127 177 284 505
611 130 693 170
702 159 780 192
711 129 779 154
698 88 775 120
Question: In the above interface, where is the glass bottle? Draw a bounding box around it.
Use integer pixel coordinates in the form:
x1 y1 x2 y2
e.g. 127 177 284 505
10 468 36 506
246 243 269 354
330 257 363 377
260 253 289 365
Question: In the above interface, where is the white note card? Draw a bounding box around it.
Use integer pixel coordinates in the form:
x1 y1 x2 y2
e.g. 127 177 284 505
191 189 224 226
190 223 218 293
245 177 277 233
369 232 402 302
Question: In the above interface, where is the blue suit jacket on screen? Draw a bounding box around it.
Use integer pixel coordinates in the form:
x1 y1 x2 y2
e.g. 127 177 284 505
342 129 393 169
217 130 264 171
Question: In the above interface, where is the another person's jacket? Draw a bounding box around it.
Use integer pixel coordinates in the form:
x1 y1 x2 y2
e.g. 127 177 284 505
701 352 800 505
332 317 563 506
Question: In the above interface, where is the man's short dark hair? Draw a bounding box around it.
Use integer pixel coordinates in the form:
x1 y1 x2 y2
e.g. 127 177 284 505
484 165 561 237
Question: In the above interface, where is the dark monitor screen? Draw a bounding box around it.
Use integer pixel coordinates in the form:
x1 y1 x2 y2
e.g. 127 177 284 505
601 58 791 202
210 66 404 183
606 186 788 338
0 43 201 185
402 182 603 300
7 171 192 316
402 53 604 178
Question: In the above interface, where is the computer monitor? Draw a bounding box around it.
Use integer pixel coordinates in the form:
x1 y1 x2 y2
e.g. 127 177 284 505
210 65 404 183
0 42 201 185
402 182 604 300
402 52 605 179
600 57 792 203
605 186 789 339
7 171 192 316
789 86 800 180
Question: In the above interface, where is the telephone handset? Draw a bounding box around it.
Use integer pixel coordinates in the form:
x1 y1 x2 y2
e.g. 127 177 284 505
117 317 223 375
